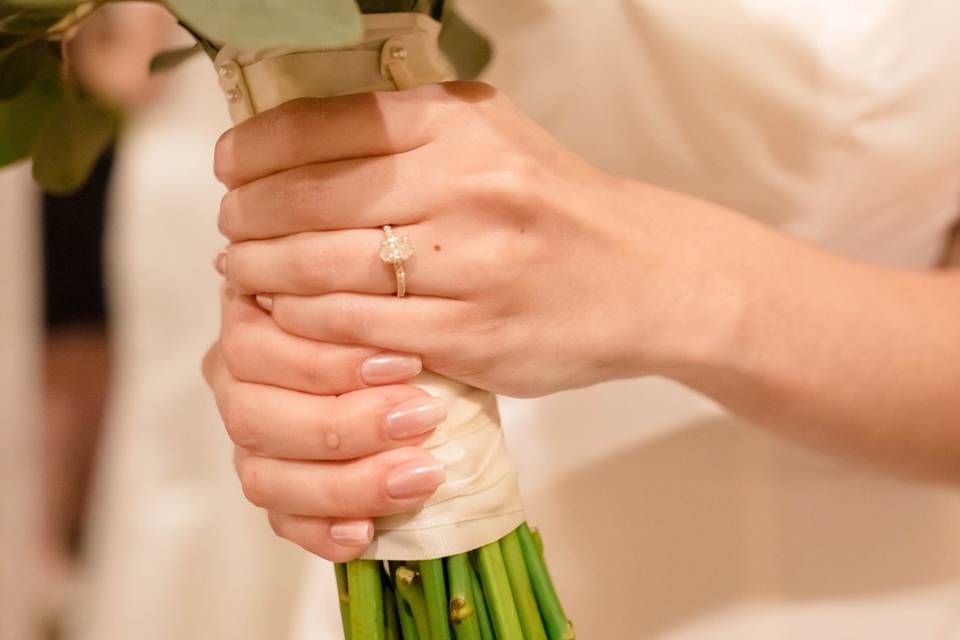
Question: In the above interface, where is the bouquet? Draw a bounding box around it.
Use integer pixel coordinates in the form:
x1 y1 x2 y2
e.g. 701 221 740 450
0 2 575 638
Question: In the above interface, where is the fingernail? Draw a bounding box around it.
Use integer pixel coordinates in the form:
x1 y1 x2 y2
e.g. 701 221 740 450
386 459 445 499
386 396 446 440
255 294 273 312
214 251 227 276
361 353 422 384
329 520 373 546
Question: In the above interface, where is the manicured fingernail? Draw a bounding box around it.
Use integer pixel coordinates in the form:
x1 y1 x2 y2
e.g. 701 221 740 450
214 251 227 276
386 396 446 440
329 520 373 546
255 294 273 312
386 459 445 499
361 353 422 384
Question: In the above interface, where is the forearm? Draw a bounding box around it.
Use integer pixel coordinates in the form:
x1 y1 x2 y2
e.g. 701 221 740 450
633 183 960 481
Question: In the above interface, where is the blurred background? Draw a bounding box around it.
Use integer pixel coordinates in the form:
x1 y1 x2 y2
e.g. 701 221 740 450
1 5 307 639
3 2 960 640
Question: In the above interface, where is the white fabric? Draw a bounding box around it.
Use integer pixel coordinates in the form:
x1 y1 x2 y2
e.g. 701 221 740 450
0 165 41 640
292 1 960 638
66 55 307 640
215 13 525 561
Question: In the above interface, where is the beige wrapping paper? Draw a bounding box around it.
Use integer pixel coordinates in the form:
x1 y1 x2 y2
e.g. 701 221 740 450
214 13 524 560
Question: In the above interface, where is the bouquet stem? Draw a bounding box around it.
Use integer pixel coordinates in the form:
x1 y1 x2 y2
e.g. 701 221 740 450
447 554 481 639
339 523 574 640
468 561 495 640
500 531 546 639
336 562 353 639
516 525 574 640
348 560 386 640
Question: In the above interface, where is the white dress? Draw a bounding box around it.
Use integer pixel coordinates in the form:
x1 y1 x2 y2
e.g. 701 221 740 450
67 58 308 640
0 166 42 640
292 1 960 638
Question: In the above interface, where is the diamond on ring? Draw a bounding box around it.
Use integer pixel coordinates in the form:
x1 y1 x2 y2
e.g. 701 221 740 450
380 225 413 297
380 227 414 263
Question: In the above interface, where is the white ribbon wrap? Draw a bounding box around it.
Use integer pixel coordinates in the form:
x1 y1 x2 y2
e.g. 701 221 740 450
214 13 524 560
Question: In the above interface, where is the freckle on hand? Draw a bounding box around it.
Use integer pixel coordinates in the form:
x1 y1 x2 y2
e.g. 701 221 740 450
433 244 442 252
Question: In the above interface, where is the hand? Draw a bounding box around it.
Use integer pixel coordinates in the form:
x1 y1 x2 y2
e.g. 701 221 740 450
214 81 734 398
203 287 448 561
66 3 177 109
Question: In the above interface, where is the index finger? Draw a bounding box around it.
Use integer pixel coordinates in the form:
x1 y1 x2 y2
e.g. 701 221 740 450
214 84 449 189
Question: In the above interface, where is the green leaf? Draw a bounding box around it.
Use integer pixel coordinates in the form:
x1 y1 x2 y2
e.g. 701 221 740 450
0 39 48 99
439 8 492 80
0 8 65 33
0 51 61 166
149 42 201 74
163 0 364 49
31 92 118 193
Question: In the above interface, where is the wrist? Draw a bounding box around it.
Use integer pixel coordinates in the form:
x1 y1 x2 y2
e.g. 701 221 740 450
609 181 766 384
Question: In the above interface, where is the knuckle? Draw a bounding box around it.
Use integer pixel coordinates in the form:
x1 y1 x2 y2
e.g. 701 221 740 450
462 163 521 212
219 324 254 380
489 156 545 209
221 394 262 452
324 476 356 517
218 190 241 240
266 512 286 538
330 297 369 343
300 346 333 393
213 130 236 186
201 343 218 385
237 458 270 507
478 229 526 271
218 323 242 365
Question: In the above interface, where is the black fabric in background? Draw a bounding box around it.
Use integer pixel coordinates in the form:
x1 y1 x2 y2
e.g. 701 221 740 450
356 0 444 19
42 149 114 329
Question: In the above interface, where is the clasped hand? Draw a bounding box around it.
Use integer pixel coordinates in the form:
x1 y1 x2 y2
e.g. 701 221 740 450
204 81 720 560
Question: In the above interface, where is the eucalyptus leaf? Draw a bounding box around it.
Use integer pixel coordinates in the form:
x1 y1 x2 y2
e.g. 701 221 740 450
149 42 200 73
0 39 48 99
163 0 364 49
31 93 117 193
0 53 61 166
0 8 65 33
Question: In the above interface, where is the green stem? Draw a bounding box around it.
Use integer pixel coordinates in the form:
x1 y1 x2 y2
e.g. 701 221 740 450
419 559 451 640
476 541 523 639
348 560 385 640
468 564 495 640
531 528 544 558
446 554 481 640
517 523 575 640
396 565 433 640
335 563 352 640
385 579 401 640
501 531 548 640
394 578 421 640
